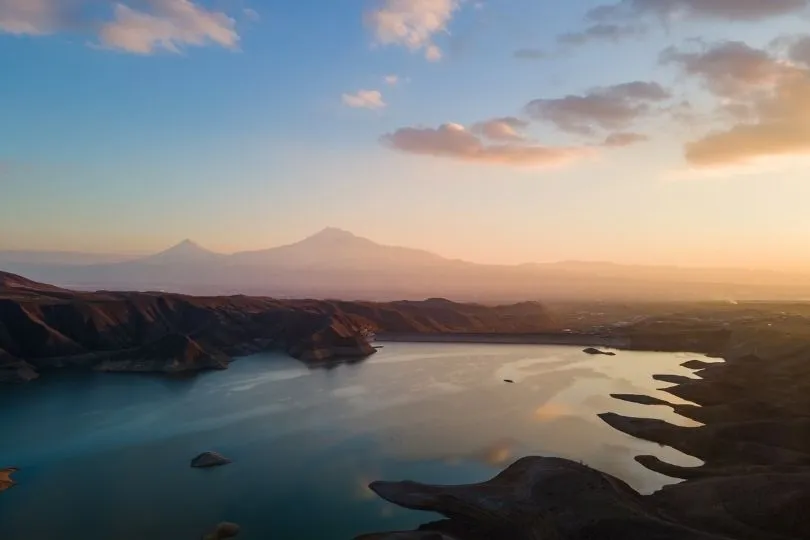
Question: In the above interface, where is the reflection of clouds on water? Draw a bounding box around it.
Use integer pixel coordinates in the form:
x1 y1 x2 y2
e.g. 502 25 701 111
534 402 574 421
0 341 721 540
223 368 311 393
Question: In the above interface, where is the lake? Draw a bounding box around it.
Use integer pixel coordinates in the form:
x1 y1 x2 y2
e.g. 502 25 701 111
0 342 706 540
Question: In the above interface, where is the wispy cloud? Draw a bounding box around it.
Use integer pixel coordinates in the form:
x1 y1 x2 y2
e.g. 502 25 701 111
513 48 546 60
0 0 241 55
384 74 400 86
588 0 810 23
525 81 671 136
365 0 461 61
382 122 592 167
557 23 644 47
342 89 386 110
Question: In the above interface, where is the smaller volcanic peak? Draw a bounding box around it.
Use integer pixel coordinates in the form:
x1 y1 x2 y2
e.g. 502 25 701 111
138 239 223 264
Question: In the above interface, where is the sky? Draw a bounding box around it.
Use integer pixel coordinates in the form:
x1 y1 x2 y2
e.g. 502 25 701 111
2 0 810 268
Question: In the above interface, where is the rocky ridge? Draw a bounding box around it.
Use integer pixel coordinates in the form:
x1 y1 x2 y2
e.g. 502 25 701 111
0 272 556 383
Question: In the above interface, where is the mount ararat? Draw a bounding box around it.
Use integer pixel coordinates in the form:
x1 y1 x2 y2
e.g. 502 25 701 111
3 228 810 302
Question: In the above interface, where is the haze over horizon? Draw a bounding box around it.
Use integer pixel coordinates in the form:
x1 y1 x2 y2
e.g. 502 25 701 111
4 1 810 268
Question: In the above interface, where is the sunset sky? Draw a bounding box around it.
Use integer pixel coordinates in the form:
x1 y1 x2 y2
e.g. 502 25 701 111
2 0 810 267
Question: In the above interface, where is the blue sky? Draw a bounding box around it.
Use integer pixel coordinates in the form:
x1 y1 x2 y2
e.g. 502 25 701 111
2 0 810 267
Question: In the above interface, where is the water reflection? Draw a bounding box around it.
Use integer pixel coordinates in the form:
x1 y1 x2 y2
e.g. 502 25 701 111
0 343 708 540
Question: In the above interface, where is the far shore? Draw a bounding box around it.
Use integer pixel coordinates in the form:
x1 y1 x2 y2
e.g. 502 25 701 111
375 332 629 348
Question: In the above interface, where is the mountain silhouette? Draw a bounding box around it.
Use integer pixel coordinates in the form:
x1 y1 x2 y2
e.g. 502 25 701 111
5 228 810 302
229 227 448 268
137 239 223 265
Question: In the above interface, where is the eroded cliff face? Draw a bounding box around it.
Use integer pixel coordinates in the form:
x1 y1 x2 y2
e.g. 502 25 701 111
0 272 379 382
0 272 557 383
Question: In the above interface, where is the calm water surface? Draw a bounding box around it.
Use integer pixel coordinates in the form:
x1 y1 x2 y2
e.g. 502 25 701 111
0 343 708 540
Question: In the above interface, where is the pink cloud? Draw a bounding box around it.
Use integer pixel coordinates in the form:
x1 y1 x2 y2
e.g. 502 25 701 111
99 0 239 54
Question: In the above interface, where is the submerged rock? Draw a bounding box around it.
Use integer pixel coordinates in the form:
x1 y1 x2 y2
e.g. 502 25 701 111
202 521 240 540
191 452 232 468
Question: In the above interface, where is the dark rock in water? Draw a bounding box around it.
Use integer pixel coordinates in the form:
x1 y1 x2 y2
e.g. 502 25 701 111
358 456 724 539
583 347 616 356
202 521 240 540
0 467 18 492
191 452 232 468
611 393 671 406
503 379 514 384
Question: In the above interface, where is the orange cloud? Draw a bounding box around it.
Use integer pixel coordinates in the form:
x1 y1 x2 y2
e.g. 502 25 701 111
382 123 593 167
669 39 810 167
685 74 810 166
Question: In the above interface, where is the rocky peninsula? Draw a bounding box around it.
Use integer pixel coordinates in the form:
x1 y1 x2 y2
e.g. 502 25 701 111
358 327 810 539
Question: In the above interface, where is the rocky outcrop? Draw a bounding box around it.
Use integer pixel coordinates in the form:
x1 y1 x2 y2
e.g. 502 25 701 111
190 452 232 468
359 457 725 540
0 467 18 492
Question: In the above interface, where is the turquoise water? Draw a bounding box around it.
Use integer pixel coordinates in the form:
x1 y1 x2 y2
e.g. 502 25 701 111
0 343 705 540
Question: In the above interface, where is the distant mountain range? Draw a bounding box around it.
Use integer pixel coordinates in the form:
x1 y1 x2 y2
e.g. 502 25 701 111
4 227 810 302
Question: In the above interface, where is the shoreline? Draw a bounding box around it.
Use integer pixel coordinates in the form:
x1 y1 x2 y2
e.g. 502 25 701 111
375 332 628 348
361 332 810 539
